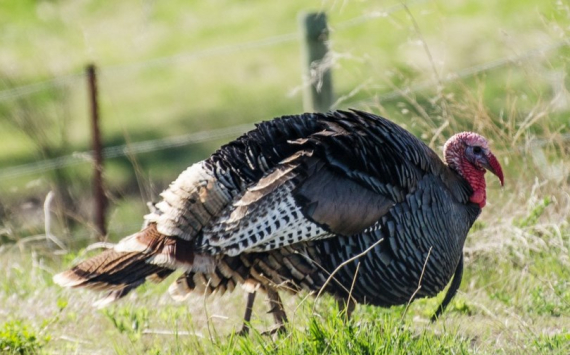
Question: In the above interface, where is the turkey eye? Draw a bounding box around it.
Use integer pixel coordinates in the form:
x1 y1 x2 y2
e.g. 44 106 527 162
473 146 482 154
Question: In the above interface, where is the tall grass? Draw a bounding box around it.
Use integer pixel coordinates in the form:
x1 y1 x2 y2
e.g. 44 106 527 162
0 0 569 354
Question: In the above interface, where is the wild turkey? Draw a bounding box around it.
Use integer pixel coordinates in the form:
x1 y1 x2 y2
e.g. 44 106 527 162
54 109 504 334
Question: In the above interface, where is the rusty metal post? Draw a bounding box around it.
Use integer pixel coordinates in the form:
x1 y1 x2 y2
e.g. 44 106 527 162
87 64 107 239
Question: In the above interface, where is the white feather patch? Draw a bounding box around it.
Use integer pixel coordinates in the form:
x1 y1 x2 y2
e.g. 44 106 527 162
168 280 192 302
206 186 329 256
146 254 193 271
52 272 84 288
93 294 120 309
242 279 260 293
114 233 149 253
192 254 216 274
144 161 233 241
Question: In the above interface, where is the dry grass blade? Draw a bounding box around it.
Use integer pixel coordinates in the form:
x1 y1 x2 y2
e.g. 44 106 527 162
312 238 384 312
401 246 432 322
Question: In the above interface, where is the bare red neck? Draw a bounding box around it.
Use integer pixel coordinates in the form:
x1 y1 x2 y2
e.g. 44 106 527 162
460 160 487 208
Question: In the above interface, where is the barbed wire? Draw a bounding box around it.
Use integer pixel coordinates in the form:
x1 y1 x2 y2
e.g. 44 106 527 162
101 33 299 76
346 38 570 108
2 38 568 181
0 1 423 103
0 74 83 103
0 123 253 181
334 0 429 30
1 5 568 182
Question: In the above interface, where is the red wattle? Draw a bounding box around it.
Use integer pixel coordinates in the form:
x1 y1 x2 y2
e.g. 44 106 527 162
461 160 487 208
469 190 486 208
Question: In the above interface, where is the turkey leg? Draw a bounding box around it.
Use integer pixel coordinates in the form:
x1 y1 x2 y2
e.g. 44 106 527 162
236 291 257 336
265 287 288 334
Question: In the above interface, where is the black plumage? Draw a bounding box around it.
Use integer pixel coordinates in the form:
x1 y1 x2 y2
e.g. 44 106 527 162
55 109 503 332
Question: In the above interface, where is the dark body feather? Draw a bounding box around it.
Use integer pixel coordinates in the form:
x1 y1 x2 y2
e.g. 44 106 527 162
56 110 481 316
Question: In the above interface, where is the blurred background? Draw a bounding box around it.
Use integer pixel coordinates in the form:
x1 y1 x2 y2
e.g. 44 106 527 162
0 0 569 353
1 0 568 245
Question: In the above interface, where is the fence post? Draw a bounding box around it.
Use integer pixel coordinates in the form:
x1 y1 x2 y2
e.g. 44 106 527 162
299 12 334 113
86 64 107 239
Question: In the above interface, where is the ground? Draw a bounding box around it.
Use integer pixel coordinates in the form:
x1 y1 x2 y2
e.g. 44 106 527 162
0 0 569 354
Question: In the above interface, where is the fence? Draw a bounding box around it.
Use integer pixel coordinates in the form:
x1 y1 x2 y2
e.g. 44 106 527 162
1 36 567 180
1 0 568 239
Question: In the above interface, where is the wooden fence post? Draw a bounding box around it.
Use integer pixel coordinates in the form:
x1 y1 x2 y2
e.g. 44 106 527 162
299 12 334 113
87 64 107 239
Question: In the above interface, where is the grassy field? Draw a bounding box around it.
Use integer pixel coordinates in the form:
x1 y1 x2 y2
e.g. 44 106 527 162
1 0 570 354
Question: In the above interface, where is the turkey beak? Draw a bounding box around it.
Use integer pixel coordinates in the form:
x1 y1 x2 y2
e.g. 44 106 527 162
481 152 504 186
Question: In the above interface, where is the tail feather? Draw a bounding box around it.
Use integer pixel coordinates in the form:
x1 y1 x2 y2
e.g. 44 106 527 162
147 269 175 284
168 274 195 302
93 282 144 309
167 263 243 302
53 249 164 291
53 224 190 305
93 270 174 308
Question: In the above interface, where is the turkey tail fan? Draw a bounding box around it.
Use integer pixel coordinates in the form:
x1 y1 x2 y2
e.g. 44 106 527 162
53 223 188 306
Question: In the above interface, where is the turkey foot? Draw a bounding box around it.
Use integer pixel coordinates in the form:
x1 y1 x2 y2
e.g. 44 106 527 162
263 287 288 336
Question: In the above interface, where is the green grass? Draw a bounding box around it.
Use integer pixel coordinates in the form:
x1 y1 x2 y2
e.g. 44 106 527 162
1 0 570 354
0 320 50 355
1 202 568 354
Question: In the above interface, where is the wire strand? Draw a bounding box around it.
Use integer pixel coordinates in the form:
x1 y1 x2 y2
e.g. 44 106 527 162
348 38 570 107
101 33 299 75
334 0 429 30
0 123 253 181
0 74 83 103
2 38 568 180
0 1 424 102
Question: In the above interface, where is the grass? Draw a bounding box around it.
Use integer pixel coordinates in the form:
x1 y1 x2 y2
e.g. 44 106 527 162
1 235 568 354
1 0 570 354
1 154 569 354
0 320 50 355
